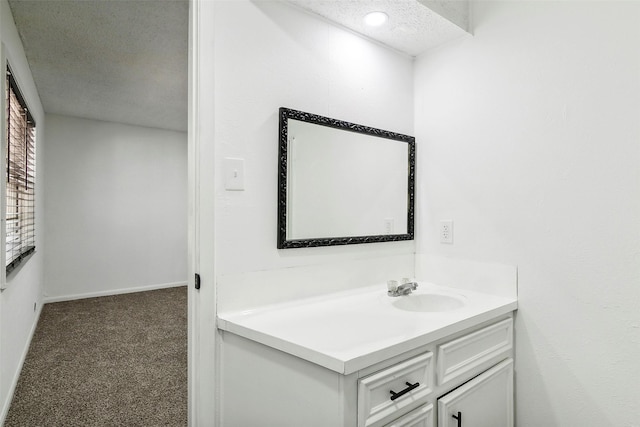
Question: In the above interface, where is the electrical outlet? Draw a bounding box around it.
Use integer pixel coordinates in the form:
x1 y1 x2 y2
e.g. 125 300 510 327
440 220 453 244
384 218 394 235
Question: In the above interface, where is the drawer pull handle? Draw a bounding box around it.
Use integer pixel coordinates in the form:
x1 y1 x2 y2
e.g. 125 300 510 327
452 411 462 427
389 381 420 401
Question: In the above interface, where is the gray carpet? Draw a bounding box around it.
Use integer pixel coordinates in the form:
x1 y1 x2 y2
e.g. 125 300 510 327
4 286 187 426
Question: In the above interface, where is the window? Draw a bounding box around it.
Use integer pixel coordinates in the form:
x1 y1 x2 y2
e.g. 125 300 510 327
5 65 36 273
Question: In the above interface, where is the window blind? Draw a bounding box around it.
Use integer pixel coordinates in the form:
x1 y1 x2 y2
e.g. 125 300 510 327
6 66 36 273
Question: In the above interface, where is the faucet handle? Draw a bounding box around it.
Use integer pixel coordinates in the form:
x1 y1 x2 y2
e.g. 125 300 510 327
401 278 418 290
387 280 399 292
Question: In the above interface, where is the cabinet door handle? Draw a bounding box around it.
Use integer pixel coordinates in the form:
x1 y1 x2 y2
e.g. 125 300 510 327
452 411 462 427
389 381 420 401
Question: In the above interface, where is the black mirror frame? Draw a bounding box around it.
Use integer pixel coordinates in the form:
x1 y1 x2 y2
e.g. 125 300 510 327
277 107 415 249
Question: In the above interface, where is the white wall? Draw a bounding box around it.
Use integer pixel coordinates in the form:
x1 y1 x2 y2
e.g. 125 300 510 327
415 1 640 425
0 0 46 421
213 0 415 287
43 114 187 300
208 1 415 423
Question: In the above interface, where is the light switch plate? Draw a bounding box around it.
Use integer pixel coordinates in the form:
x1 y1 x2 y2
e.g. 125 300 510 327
223 158 245 191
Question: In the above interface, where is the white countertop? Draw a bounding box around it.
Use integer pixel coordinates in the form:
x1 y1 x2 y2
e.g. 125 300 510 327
217 282 517 375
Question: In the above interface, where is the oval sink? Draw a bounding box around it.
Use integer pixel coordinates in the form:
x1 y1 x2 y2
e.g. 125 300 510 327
391 293 465 312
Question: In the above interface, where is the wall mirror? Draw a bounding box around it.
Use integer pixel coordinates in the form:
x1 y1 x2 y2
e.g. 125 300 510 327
278 107 415 249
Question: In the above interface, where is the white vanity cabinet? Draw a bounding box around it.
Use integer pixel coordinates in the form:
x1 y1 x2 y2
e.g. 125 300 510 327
220 314 515 427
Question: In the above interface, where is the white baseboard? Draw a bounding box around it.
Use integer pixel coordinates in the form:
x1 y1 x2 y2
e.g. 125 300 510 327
0 300 43 425
43 281 187 304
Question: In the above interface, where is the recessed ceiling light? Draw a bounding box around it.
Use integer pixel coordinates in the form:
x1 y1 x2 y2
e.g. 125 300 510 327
363 11 388 27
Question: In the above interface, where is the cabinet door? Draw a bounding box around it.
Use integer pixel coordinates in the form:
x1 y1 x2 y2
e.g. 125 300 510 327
437 358 513 427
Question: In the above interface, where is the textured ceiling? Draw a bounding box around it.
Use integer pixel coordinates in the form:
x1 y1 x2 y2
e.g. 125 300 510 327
8 0 188 132
285 0 469 56
8 0 466 133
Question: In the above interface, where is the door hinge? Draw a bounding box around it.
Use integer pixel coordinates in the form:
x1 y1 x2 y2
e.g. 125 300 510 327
195 273 201 290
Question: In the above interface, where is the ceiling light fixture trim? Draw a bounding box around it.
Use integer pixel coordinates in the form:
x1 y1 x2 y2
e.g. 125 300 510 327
363 11 389 27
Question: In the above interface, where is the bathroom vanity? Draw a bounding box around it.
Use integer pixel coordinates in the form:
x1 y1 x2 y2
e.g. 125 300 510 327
217 283 517 426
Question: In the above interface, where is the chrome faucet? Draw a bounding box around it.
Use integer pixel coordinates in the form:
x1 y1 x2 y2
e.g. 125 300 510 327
387 279 418 297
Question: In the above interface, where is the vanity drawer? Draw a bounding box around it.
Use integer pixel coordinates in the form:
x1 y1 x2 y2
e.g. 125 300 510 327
358 352 433 427
385 404 433 427
437 318 513 387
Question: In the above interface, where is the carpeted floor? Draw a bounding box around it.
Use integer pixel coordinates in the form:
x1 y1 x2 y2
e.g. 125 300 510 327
4 286 187 426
